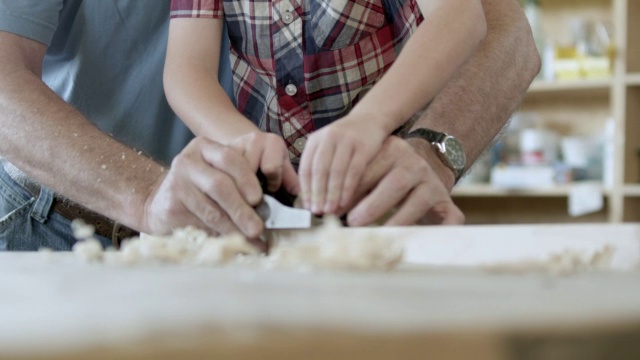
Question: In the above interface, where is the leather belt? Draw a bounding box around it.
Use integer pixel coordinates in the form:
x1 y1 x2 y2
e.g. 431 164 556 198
48 196 139 249
6 167 138 248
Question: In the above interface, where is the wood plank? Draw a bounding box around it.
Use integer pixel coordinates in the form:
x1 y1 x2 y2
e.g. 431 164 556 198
624 184 640 197
627 0 640 72
626 73 640 85
455 197 609 224
1 225 640 360
528 79 612 93
624 87 640 182
453 183 606 198
521 91 610 136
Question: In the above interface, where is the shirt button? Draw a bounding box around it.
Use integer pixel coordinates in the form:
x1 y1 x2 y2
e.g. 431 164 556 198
294 137 306 151
282 10 293 24
285 84 297 96
283 122 293 135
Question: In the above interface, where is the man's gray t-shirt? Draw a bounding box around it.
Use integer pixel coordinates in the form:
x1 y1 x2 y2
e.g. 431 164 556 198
0 0 233 165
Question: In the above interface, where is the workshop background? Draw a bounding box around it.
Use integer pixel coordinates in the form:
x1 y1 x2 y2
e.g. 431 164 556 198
455 0 640 225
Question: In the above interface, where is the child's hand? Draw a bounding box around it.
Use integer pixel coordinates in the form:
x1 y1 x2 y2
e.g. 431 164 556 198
228 132 299 196
299 114 387 215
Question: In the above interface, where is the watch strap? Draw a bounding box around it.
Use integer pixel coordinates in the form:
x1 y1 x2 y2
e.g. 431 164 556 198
404 128 464 182
404 128 446 144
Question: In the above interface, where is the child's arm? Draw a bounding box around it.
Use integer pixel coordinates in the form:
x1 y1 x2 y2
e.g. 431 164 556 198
351 0 487 132
164 19 257 142
164 18 297 194
300 0 487 215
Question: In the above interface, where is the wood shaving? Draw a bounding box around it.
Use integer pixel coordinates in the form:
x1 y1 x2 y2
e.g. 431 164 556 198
72 238 104 262
110 228 257 266
265 217 403 271
71 219 104 262
481 245 616 276
69 217 403 271
66 219 627 274
71 219 96 241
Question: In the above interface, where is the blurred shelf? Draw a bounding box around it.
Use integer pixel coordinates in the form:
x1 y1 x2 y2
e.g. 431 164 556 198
624 185 640 197
626 73 640 86
479 0 635 224
453 183 606 198
528 78 612 93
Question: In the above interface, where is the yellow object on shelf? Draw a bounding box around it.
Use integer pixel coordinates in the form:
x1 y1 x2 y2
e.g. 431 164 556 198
554 45 581 80
582 56 611 79
553 46 611 80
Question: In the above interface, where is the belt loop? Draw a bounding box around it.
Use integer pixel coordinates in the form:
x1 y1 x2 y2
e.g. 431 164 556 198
30 187 55 223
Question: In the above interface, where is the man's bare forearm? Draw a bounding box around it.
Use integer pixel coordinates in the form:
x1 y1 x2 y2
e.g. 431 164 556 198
0 33 163 232
407 0 541 187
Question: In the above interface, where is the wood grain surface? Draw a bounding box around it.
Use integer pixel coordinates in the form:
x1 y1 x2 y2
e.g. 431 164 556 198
2 224 640 359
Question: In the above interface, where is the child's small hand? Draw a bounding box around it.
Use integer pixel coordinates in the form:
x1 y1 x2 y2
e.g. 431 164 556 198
299 114 387 215
228 132 299 196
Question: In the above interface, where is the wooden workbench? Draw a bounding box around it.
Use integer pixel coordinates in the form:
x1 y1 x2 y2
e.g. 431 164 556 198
2 224 640 359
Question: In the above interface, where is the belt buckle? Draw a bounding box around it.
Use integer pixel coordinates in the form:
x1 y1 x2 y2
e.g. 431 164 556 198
111 222 139 249
111 222 124 249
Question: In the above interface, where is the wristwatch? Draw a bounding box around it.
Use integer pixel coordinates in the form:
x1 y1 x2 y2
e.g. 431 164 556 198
404 128 466 182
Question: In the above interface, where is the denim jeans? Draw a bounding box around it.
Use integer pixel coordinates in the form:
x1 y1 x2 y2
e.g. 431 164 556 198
0 166 111 251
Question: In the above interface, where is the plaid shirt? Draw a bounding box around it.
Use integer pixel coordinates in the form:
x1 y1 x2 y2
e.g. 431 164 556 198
170 0 422 163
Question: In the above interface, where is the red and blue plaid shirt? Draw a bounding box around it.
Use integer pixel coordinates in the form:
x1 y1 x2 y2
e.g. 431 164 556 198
170 0 422 163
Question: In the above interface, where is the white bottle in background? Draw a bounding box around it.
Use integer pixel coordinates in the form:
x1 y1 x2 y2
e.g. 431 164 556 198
543 41 556 81
520 129 546 165
520 128 557 166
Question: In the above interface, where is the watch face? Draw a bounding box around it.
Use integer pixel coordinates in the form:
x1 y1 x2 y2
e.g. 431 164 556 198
443 137 466 170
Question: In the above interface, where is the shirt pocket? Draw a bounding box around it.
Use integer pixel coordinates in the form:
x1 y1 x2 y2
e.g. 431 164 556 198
309 0 386 50
223 0 274 61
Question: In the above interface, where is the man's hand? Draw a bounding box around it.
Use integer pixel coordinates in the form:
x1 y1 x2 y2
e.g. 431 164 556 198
344 136 465 226
141 137 266 238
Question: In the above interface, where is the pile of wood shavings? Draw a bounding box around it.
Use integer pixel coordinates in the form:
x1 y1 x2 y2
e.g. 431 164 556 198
71 219 261 266
70 218 403 271
480 245 616 276
265 217 403 271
